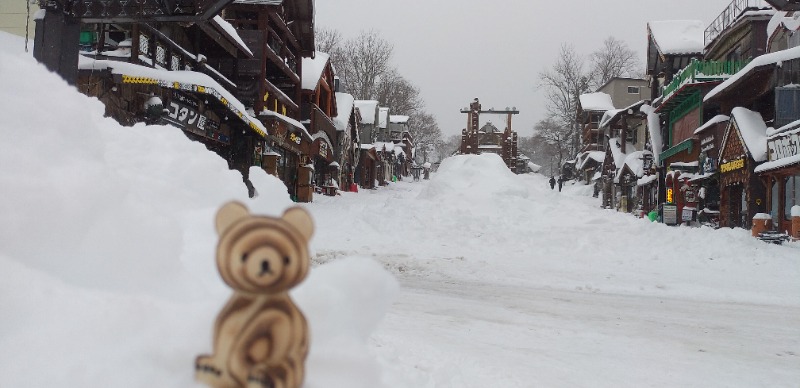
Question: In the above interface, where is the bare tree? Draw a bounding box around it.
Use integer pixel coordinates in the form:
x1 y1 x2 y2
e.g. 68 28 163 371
434 134 462 162
589 36 641 88
315 27 345 72
532 117 572 175
538 44 592 157
375 69 421 116
315 27 343 54
409 110 443 162
337 30 394 100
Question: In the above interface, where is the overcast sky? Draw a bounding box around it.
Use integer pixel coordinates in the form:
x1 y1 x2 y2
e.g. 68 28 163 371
315 0 748 139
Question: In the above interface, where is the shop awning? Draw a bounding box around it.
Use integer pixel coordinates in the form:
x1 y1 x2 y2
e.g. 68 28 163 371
259 109 312 141
79 56 266 137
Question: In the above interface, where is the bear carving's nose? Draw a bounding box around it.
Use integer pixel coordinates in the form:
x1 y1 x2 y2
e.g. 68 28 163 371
260 260 272 275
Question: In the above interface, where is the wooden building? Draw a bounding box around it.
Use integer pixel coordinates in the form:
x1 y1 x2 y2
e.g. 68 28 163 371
301 52 338 197
716 108 768 228
576 92 614 184
332 92 361 192
387 115 414 179
353 100 380 189
220 0 316 202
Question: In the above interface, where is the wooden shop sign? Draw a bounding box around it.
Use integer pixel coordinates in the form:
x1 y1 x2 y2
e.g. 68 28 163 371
164 94 225 143
720 158 745 173
767 132 799 162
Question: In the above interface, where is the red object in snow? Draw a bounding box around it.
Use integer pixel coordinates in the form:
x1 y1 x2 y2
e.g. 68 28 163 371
350 183 358 192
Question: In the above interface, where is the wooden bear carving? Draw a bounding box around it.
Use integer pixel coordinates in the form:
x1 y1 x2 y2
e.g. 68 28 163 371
196 202 313 388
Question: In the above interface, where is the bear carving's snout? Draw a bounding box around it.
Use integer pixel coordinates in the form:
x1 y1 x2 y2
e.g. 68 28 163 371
260 260 272 275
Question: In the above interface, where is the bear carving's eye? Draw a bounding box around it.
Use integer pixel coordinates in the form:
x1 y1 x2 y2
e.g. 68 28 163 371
241 252 249 262
283 256 290 265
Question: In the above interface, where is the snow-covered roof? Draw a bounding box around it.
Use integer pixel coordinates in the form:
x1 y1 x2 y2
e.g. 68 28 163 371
389 115 409 124
669 161 699 168
694 115 730 135
608 137 636 171
378 107 389 128
730 107 768 162
301 52 330 91
706 45 800 101
637 174 658 187
579 92 614 112
234 0 283 4
767 118 800 137
312 130 334 151
768 11 800 45
333 92 355 131
647 20 705 55
77 56 266 137
599 109 624 129
620 150 652 178
354 100 379 124
577 151 605 170
599 100 647 128
260 109 312 140
211 16 253 57
640 104 663 164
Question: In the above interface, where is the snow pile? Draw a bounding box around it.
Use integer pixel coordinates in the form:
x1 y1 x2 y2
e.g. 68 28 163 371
0 31 398 388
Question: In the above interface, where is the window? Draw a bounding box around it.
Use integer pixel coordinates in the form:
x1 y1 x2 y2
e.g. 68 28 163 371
772 179 781 225
627 86 640 94
785 176 800 220
775 87 800 127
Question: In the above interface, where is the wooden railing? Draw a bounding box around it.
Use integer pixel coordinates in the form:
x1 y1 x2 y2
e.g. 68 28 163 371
662 59 746 98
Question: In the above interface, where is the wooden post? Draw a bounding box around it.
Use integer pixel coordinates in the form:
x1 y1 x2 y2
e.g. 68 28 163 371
751 213 772 237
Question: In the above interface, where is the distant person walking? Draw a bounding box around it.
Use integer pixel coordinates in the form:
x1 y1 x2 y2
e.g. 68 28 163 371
549 176 556 190
558 176 564 192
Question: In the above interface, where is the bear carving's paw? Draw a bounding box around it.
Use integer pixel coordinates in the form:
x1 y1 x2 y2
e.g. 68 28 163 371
247 365 279 388
195 355 223 383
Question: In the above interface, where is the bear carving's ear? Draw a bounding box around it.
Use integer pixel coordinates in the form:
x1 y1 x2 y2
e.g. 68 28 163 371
215 201 250 235
282 206 314 240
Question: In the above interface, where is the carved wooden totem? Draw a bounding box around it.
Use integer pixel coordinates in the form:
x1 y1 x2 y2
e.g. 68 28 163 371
196 202 313 388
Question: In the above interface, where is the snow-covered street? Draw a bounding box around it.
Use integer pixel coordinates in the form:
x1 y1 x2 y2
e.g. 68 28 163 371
304 157 800 387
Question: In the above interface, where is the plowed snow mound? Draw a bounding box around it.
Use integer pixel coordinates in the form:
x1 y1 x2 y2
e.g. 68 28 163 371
419 154 528 200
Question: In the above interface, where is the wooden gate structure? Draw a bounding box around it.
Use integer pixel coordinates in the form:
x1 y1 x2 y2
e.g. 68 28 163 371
459 98 519 172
